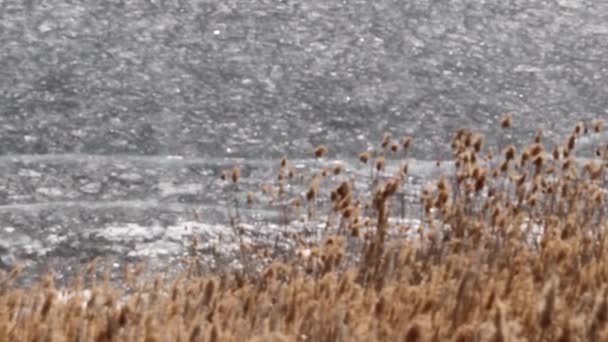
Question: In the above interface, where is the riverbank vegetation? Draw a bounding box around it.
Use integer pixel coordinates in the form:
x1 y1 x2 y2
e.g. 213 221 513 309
1 116 607 341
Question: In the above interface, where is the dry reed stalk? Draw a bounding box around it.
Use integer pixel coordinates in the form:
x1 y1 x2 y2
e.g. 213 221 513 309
1 120 607 341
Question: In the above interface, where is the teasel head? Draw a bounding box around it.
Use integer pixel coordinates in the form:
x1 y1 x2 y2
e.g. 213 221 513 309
306 186 317 202
593 187 605 206
455 128 467 141
584 161 603 181
402 136 412 151
517 171 527 187
552 145 560 161
330 190 338 202
342 205 358 220
527 192 541 207
533 155 545 174
437 175 450 192
333 163 344 175
336 181 351 199
500 160 509 174
359 151 370 164
280 155 288 168
381 132 392 149
231 167 241 183
472 165 486 180
435 189 449 209
390 142 399 153
504 145 516 161
246 192 255 206
314 144 328 158
383 177 401 198
566 165 578 180
451 139 463 155
475 175 486 193
520 151 530 167
562 157 574 172
567 134 576 152
500 112 513 129
574 121 585 136
307 176 322 201
292 197 301 208
528 143 544 157
485 150 494 162
594 119 604 133
464 131 473 148
376 156 385 172
400 162 409 177
472 134 484 153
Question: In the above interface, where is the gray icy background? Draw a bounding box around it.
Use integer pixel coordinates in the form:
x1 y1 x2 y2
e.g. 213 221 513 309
1 0 607 281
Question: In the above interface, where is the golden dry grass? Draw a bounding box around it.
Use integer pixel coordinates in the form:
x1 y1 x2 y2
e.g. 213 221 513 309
1 118 607 341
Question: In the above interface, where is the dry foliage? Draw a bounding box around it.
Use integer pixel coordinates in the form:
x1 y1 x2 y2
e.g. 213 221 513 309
1 119 608 341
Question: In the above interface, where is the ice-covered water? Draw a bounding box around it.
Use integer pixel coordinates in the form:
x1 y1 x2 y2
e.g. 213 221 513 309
1 0 608 282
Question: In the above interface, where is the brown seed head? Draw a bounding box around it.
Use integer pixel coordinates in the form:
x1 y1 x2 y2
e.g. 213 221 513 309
500 112 513 129
390 142 399 153
376 156 385 172
472 134 484 153
314 144 328 158
292 197 301 208
358 153 371 168
594 119 604 133
333 163 344 175
553 145 560 160
567 135 576 151
528 143 544 157
381 132 392 149
402 136 413 150
401 163 409 176
499 160 509 173
574 121 584 135
231 167 241 183
504 145 516 161
533 155 545 173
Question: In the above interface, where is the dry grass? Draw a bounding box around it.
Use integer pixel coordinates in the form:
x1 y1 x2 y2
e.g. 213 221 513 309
1 118 608 341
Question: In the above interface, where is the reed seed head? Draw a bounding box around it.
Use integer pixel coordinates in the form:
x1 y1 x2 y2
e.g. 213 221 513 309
314 144 328 158
500 112 513 129
359 151 370 164
402 136 412 150
381 132 392 149
376 156 385 172
594 119 604 133
333 163 344 175
231 167 241 183
504 145 516 161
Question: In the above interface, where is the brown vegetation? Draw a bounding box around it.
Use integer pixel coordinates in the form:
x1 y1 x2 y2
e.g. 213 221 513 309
1 118 608 341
